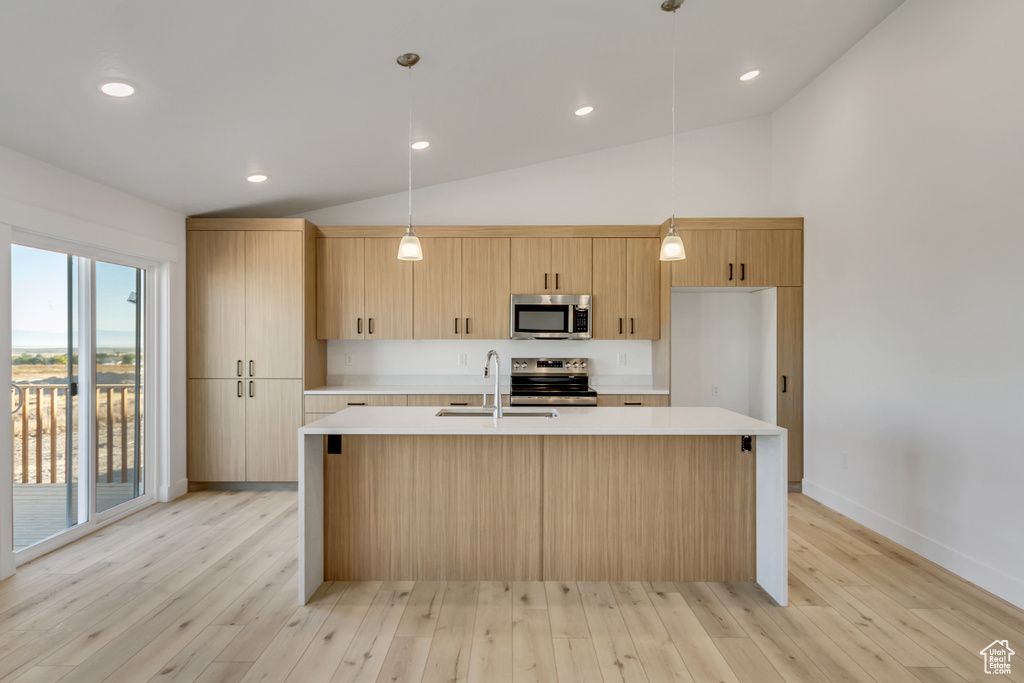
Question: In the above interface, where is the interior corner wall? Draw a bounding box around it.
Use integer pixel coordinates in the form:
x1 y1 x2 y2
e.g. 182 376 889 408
772 0 1024 607
0 144 188 518
298 116 775 225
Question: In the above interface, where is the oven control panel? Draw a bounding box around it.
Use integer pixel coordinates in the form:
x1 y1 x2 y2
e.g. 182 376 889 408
511 357 589 374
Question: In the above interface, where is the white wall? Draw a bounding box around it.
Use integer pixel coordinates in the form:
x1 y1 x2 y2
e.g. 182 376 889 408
300 117 775 226
670 289 775 422
1 144 187 577
773 0 1024 607
327 339 653 386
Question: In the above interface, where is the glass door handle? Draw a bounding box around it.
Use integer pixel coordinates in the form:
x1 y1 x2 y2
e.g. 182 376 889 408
11 383 23 414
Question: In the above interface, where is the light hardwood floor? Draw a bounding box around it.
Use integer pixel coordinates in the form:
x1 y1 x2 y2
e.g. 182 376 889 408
2 491 1022 682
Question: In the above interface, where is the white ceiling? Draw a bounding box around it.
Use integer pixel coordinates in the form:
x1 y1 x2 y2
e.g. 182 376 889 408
0 0 904 218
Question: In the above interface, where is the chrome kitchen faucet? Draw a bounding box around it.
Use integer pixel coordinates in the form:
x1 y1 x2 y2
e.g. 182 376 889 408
483 350 503 418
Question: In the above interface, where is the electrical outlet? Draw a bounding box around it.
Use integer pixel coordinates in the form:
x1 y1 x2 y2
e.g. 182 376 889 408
458 353 467 366
841 452 849 469
617 353 627 366
345 353 354 366
712 384 720 396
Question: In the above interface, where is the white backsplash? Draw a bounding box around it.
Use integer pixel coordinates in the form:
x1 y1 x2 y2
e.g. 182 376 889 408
325 339 653 385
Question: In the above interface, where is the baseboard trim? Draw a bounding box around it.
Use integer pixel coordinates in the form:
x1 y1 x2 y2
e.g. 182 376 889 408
802 478 1024 610
189 481 298 492
159 477 189 502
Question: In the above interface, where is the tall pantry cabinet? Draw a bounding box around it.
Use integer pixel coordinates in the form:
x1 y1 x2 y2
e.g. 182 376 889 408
186 219 325 483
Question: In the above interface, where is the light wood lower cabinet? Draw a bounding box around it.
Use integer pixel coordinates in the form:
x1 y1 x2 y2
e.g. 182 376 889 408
304 394 409 413
406 394 484 407
596 394 669 407
777 287 803 482
187 378 301 482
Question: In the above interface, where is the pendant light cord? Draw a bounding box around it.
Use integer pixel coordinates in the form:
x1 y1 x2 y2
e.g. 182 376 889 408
408 65 413 228
670 8 677 229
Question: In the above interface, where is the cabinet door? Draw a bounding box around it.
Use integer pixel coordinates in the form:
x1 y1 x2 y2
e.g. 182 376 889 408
187 379 246 481
246 231 303 378
777 287 803 482
414 238 463 339
407 394 484 407
305 394 410 412
736 230 803 286
187 231 246 378
246 379 303 481
626 238 661 340
551 238 592 294
365 238 414 339
510 238 552 294
592 238 627 339
462 238 510 339
597 395 670 407
317 238 364 340
670 230 737 287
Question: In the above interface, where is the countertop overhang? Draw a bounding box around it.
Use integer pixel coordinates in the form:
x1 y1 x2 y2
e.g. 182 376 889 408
300 405 784 436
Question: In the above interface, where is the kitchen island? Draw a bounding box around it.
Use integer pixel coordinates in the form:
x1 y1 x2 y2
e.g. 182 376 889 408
298 406 788 605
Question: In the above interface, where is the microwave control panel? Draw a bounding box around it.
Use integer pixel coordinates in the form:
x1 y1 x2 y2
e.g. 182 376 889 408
573 307 590 332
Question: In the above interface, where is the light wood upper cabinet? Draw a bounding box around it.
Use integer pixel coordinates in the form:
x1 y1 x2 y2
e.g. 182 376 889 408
245 232 303 379
462 238 511 339
592 238 660 340
187 231 246 378
510 237 591 294
670 229 802 287
777 286 803 482
364 238 413 339
670 230 736 287
317 237 364 339
414 237 511 339
317 237 413 339
414 238 463 339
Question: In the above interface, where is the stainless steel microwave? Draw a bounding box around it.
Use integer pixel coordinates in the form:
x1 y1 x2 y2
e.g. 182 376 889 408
510 294 591 340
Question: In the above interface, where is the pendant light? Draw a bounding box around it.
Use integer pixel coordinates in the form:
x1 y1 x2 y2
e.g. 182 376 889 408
397 52 424 261
659 0 686 261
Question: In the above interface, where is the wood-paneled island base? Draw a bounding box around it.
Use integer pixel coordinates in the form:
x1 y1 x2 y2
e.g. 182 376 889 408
300 407 788 606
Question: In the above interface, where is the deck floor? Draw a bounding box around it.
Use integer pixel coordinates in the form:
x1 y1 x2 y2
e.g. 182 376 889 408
12 481 140 551
1 491 1022 682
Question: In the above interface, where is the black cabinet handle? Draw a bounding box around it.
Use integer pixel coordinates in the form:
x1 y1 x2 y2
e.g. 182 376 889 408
544 273 548 290
249 360 254 377
741 263 746 281
455 317 460 334
465 318 470 335
347 402 366 406
624 402 642 406
555 273 560 290
249 381 254 398
450 402 468 406
237 380 243 398
368 318 374 335
631 318 635 335
782 375 788 393
729 264 734 281
237 360 243 377
619 318 623 334
357 318 362 334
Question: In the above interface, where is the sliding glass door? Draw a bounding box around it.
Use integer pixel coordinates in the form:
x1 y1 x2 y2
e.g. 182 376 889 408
10 245 148 552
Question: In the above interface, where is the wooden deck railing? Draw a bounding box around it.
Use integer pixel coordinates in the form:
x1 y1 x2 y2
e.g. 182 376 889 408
11 383 141 485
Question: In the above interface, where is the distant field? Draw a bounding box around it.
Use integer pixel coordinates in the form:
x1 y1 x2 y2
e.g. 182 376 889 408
12 365 134 383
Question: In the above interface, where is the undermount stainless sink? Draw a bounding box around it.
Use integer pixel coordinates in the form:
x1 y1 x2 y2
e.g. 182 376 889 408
435 408 558 418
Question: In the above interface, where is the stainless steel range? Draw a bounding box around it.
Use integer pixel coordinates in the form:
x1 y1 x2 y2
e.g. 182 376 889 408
509 357 598 406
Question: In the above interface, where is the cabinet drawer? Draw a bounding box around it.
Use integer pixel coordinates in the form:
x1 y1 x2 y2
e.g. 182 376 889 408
406 394 486 407
304 394 409 413
597 394 669 407
304 413 333 425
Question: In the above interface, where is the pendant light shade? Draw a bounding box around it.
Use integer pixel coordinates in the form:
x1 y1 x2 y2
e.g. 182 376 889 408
396 52 424 261
398 224 423 261
660 0 687 262
660 221 686 261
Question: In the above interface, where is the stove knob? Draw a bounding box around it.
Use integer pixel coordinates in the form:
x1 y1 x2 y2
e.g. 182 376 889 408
581 362 587 368
513 363 521 369
572 362 579 368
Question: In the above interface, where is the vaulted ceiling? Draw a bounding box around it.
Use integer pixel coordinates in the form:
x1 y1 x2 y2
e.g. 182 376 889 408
0 0 903 217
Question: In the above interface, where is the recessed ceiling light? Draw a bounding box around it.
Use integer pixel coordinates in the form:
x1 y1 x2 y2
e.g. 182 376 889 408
247 174 268 183
100 82 135 97
740 70 760 82
574 105 594 116
411 141 430 150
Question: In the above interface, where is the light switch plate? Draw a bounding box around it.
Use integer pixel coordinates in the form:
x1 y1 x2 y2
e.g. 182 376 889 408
617 353 626 366
458 353 468 366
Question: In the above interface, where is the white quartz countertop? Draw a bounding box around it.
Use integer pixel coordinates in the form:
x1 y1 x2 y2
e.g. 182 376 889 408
299 406 783 436
303 384 669 396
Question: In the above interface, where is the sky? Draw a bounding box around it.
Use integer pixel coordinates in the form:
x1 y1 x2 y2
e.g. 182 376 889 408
11 245 142 349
